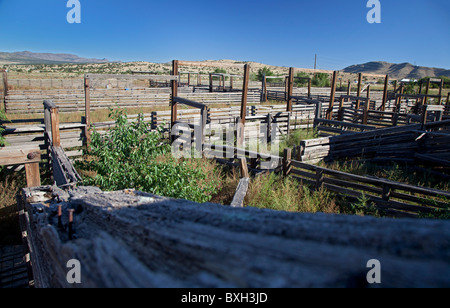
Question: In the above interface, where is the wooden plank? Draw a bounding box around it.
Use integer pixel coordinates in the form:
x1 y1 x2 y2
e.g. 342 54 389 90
0 146 41 166
84 76 91 146
356 73 363 109
50 107 61 147
25 162 41 188
239 158 249 178
230 177 250 208
240 64 250 125
20 186 450 288
382 75 389 111
173 97 206 109
171 60 179 128
287 68 294 112
415 153 450 167
283 148 292 177
290 160 450 199
327 71 337 119
315 119 377 130
51 146 81 186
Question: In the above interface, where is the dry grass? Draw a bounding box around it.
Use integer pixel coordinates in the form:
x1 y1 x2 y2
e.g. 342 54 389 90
209 168 339 214
0 172 26 245
245 173 338 214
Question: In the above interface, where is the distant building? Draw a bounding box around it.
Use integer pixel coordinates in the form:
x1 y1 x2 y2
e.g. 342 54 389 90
401 79 418 83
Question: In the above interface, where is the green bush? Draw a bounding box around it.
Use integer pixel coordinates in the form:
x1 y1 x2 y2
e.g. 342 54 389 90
312 73 330 87
257 67 274 82
295 72 310 86
0 109 7 147
76 108 220 203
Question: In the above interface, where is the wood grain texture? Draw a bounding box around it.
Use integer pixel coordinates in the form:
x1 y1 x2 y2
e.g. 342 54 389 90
20 186 450 288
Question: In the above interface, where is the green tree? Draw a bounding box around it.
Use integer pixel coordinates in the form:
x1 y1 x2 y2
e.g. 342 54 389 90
295 72 310 86
212 68 227 81
312 73 330 87
257 67 274 82
403 82 416 95
76 108 220 203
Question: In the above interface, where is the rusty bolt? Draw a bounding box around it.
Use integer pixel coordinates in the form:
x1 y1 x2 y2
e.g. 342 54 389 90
27 152 39 160
68 209 75 223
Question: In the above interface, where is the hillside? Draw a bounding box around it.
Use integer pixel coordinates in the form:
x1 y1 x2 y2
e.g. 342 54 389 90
342 61 450 80
0 51 109 65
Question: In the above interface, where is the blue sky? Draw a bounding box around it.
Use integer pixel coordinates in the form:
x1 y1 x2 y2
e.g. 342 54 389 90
0 0 449 70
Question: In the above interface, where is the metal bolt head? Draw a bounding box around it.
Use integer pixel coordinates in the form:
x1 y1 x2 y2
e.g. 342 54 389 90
27 152 38 160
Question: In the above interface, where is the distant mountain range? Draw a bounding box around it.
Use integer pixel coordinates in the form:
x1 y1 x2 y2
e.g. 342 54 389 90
342 61 450 80
1 51 449 81
0 51 109 64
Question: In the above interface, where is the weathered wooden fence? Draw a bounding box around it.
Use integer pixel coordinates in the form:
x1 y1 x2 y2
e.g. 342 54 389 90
283 152 450 218
18 186 450 288
298 120 450 164
4 89 262 114
43 100 81 186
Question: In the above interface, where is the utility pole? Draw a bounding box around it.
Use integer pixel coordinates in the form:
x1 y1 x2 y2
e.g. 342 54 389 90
314 54 317 76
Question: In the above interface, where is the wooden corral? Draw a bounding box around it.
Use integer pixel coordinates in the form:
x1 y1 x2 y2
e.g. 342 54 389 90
3 67 450 288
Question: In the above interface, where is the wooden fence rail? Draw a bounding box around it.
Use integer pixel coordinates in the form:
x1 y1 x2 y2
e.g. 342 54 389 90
286 159 450 218
202 140 449 218
297 120 450 164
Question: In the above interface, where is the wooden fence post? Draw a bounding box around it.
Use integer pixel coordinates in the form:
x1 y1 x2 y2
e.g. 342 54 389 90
50 106 61 147
200 106 207 154
363 98 370 125
382 75 389 111
235 116 243 147
314 101 322 129
438 79 444 105
151 111 158 130
2 70 8 112
267 114 272 143
239 158 249 178
308 79 312 98
338 97 345 122
261 74 267 103
283 148 292 177
209 74 213 92
171 60 179 130
421 105 429 131
315 169 324 190
356 73 363 109
382 184 391 202
423 78 431 106
240 64 250 126
327 71 337 119
287 68 294 112
84 75 91 146
347 80 351 102
25 163 41 188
